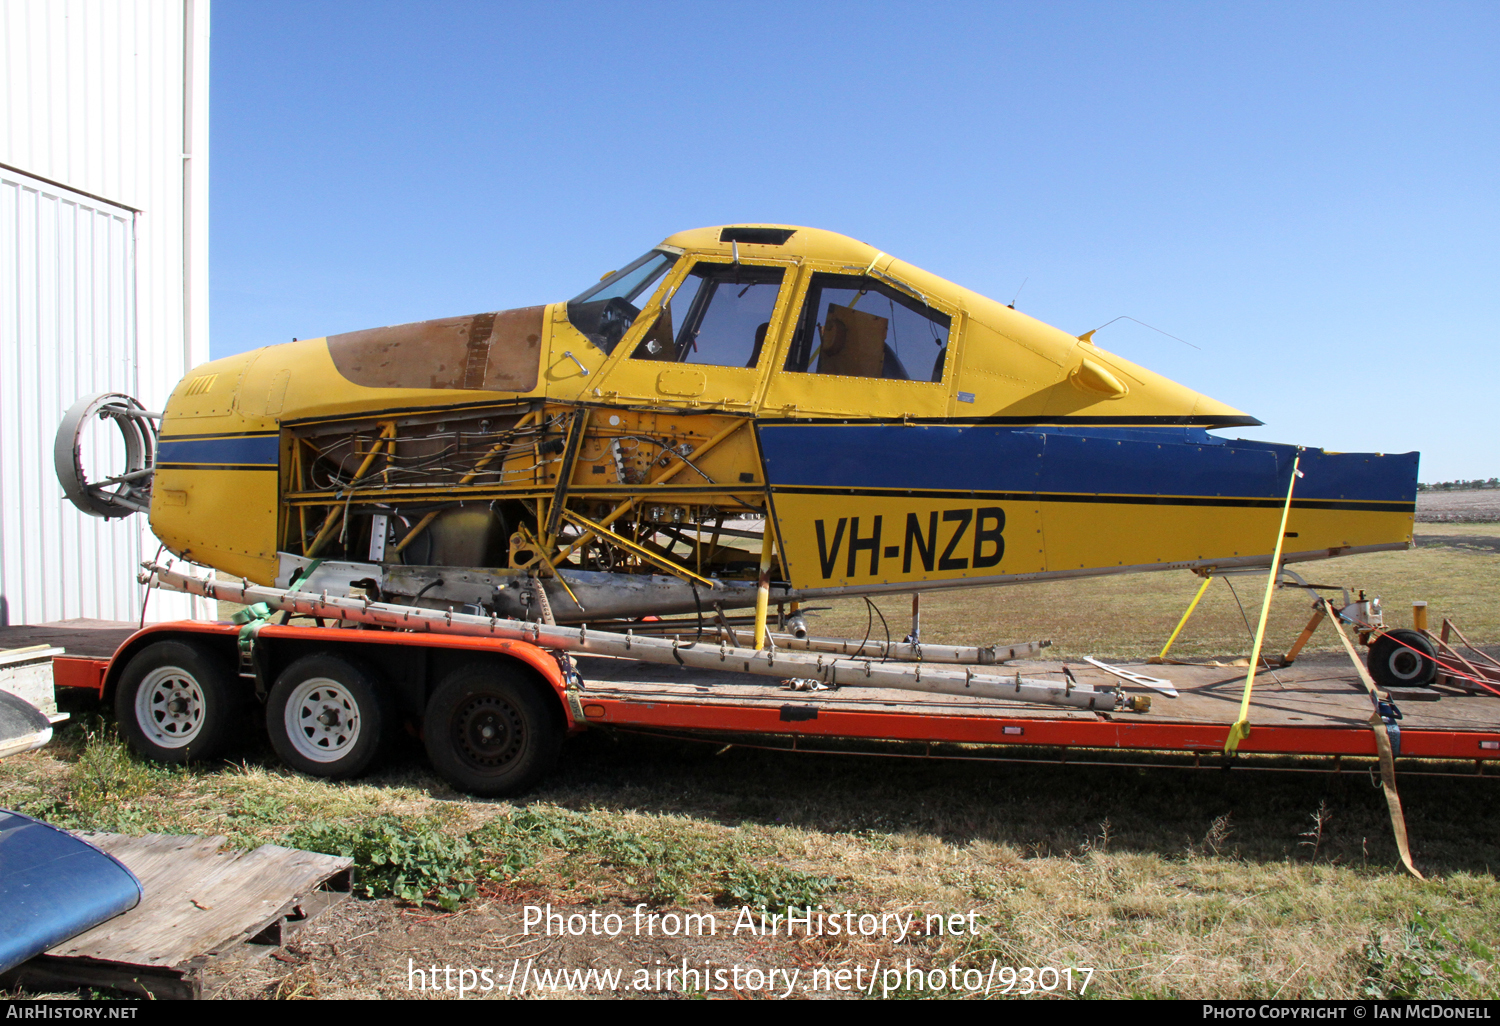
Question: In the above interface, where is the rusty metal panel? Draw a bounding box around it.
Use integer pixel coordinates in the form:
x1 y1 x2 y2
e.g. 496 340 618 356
326 305 544 393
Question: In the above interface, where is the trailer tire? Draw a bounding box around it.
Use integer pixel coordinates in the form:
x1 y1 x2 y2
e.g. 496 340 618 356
267 654 387 779
1368 628 1438 687
423 663 560 796
115 640 242 764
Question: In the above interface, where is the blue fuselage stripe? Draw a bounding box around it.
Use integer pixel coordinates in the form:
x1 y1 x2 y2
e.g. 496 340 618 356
156 435 279 466
756 424 1418 503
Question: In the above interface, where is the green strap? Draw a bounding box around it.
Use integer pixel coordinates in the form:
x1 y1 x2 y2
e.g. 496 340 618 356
236 559 324 667
230 602 273 626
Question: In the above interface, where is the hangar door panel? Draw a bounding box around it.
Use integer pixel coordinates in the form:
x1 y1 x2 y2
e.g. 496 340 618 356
0 169 141 624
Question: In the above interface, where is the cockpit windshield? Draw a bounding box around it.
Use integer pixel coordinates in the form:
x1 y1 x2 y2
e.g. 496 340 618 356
567 250 677 355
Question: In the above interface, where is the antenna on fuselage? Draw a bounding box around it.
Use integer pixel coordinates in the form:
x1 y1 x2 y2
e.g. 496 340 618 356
1082 315 1201 351
1008 277 1028 309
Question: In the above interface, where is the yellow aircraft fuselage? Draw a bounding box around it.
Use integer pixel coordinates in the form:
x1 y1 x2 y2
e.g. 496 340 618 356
147 226 1416 620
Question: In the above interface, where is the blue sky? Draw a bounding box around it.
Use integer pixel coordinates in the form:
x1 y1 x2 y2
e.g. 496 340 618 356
211 1 1500 480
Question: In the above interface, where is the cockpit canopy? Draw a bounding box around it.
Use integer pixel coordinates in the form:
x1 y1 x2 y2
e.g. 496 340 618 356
567 245 952 385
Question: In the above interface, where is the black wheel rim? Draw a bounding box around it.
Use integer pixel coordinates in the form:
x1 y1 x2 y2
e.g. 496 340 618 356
453 694 524 771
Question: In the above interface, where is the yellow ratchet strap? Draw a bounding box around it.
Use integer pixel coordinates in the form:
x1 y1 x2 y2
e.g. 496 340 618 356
1321 597 1424 880
1224 454 1301 753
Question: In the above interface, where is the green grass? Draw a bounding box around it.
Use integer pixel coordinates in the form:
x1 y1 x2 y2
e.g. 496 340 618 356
804 524 1500 662
5 717 1497 998
5 526 1498 998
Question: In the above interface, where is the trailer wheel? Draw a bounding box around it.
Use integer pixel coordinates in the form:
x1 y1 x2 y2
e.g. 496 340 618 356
423 663 560 796
1368 628 1438 687
115 640 241 763
267 654 387 779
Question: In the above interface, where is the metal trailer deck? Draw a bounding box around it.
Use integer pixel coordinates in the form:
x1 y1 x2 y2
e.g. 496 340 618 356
18 620 1500 772
568 653 1500 767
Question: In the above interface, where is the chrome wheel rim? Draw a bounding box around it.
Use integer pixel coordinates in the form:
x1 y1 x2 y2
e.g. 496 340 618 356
135 666 205 748
284 677 362 763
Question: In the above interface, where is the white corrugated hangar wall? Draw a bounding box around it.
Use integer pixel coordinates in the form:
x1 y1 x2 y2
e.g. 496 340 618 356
1 0 210 625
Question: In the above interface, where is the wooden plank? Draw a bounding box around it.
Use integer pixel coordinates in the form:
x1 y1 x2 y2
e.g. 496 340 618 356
247 886 351 947
187 845 357 960
2 955 200 1001
0 644 61 662
50 834 352 970
51 834 235 966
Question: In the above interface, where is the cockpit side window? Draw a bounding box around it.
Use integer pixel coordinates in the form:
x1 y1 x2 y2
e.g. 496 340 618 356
566 250 676 354
782 272 950 382
630 263 785 368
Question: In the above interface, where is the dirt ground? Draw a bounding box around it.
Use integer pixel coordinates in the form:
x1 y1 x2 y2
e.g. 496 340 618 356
1416 489 1500 523
206 896 917 1000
